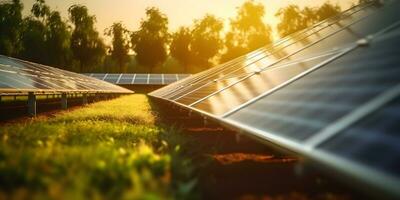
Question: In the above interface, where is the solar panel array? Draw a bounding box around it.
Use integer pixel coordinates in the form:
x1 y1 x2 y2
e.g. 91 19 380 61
0 56 132 94
84 73 190 85
149 0 400 197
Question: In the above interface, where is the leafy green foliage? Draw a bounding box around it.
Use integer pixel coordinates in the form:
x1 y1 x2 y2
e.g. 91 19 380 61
19 16 48 63
131 7 169 73
170 14 224 72
190 15 223 68
221 0 272 62
45 11 72 68
276 2 341 38
69 4 106 72
170 27 193 73
0 95 198 199
105 22 131 72
0 0 23 56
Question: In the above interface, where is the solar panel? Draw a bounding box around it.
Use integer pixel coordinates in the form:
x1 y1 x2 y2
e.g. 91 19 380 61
118 74 136 84
86 73 190 85
149 0 400 197
226 32 400 141
0 56 131 94
320 92 400 171
103 74 120 83
170 1 400 115
150 2 372 99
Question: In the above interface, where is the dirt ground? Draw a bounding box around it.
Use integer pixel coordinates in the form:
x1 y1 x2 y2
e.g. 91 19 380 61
152 98 367 200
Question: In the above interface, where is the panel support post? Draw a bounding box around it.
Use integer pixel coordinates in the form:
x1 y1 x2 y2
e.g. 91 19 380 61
28 92 36 117
203 117 208 127
61 93 68 109
82 93 88 105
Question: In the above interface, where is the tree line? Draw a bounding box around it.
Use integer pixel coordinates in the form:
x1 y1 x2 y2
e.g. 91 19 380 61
0 0 342 73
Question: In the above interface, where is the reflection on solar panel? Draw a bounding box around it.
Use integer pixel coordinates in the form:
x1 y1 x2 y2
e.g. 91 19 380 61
149 0 400 197
0 56 132 94
84 73 190 85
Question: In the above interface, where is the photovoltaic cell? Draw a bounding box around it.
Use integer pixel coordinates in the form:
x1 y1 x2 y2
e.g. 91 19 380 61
118 74 135 84
0 56 131 94
226 34 400 141
149 74 163 85
319 95 400 177
86 73 190 85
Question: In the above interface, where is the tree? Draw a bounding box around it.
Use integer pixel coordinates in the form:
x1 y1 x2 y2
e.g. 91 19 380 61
276 2 341 38
170 27 193 72
46 11 72 68
18 0 71 68
221 0 272 62
301 7 318 28
190 14 223 68
0 0 23 56
131 7 169 73
276 5 304 38
31 0 50 23
315 2 340 21
69 4 105 72
19 18 47 63
105 22 130 72
19 0 50 63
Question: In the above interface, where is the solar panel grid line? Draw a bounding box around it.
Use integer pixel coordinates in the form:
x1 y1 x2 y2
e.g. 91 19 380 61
186 11 374 108
304 83 400 148
1 73 45 89
102 73 108 80
310 146 400 197
215 48 344 82
169 47 311 100
131 74 136 84
116 74 123 84
153 3 368 99
220 45 356 118
159 34 302 97
369 19 400 39
169 5 373 101
164 30 319 98
162 49 289 97
150 74 194 96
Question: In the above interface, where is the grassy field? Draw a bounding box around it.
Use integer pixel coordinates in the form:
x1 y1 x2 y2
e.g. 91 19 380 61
0 94 197 200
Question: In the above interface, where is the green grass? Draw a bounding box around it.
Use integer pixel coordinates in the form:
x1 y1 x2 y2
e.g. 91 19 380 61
0 94 197 200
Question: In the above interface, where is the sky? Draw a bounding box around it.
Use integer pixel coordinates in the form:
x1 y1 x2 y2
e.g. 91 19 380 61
21 0 357 43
